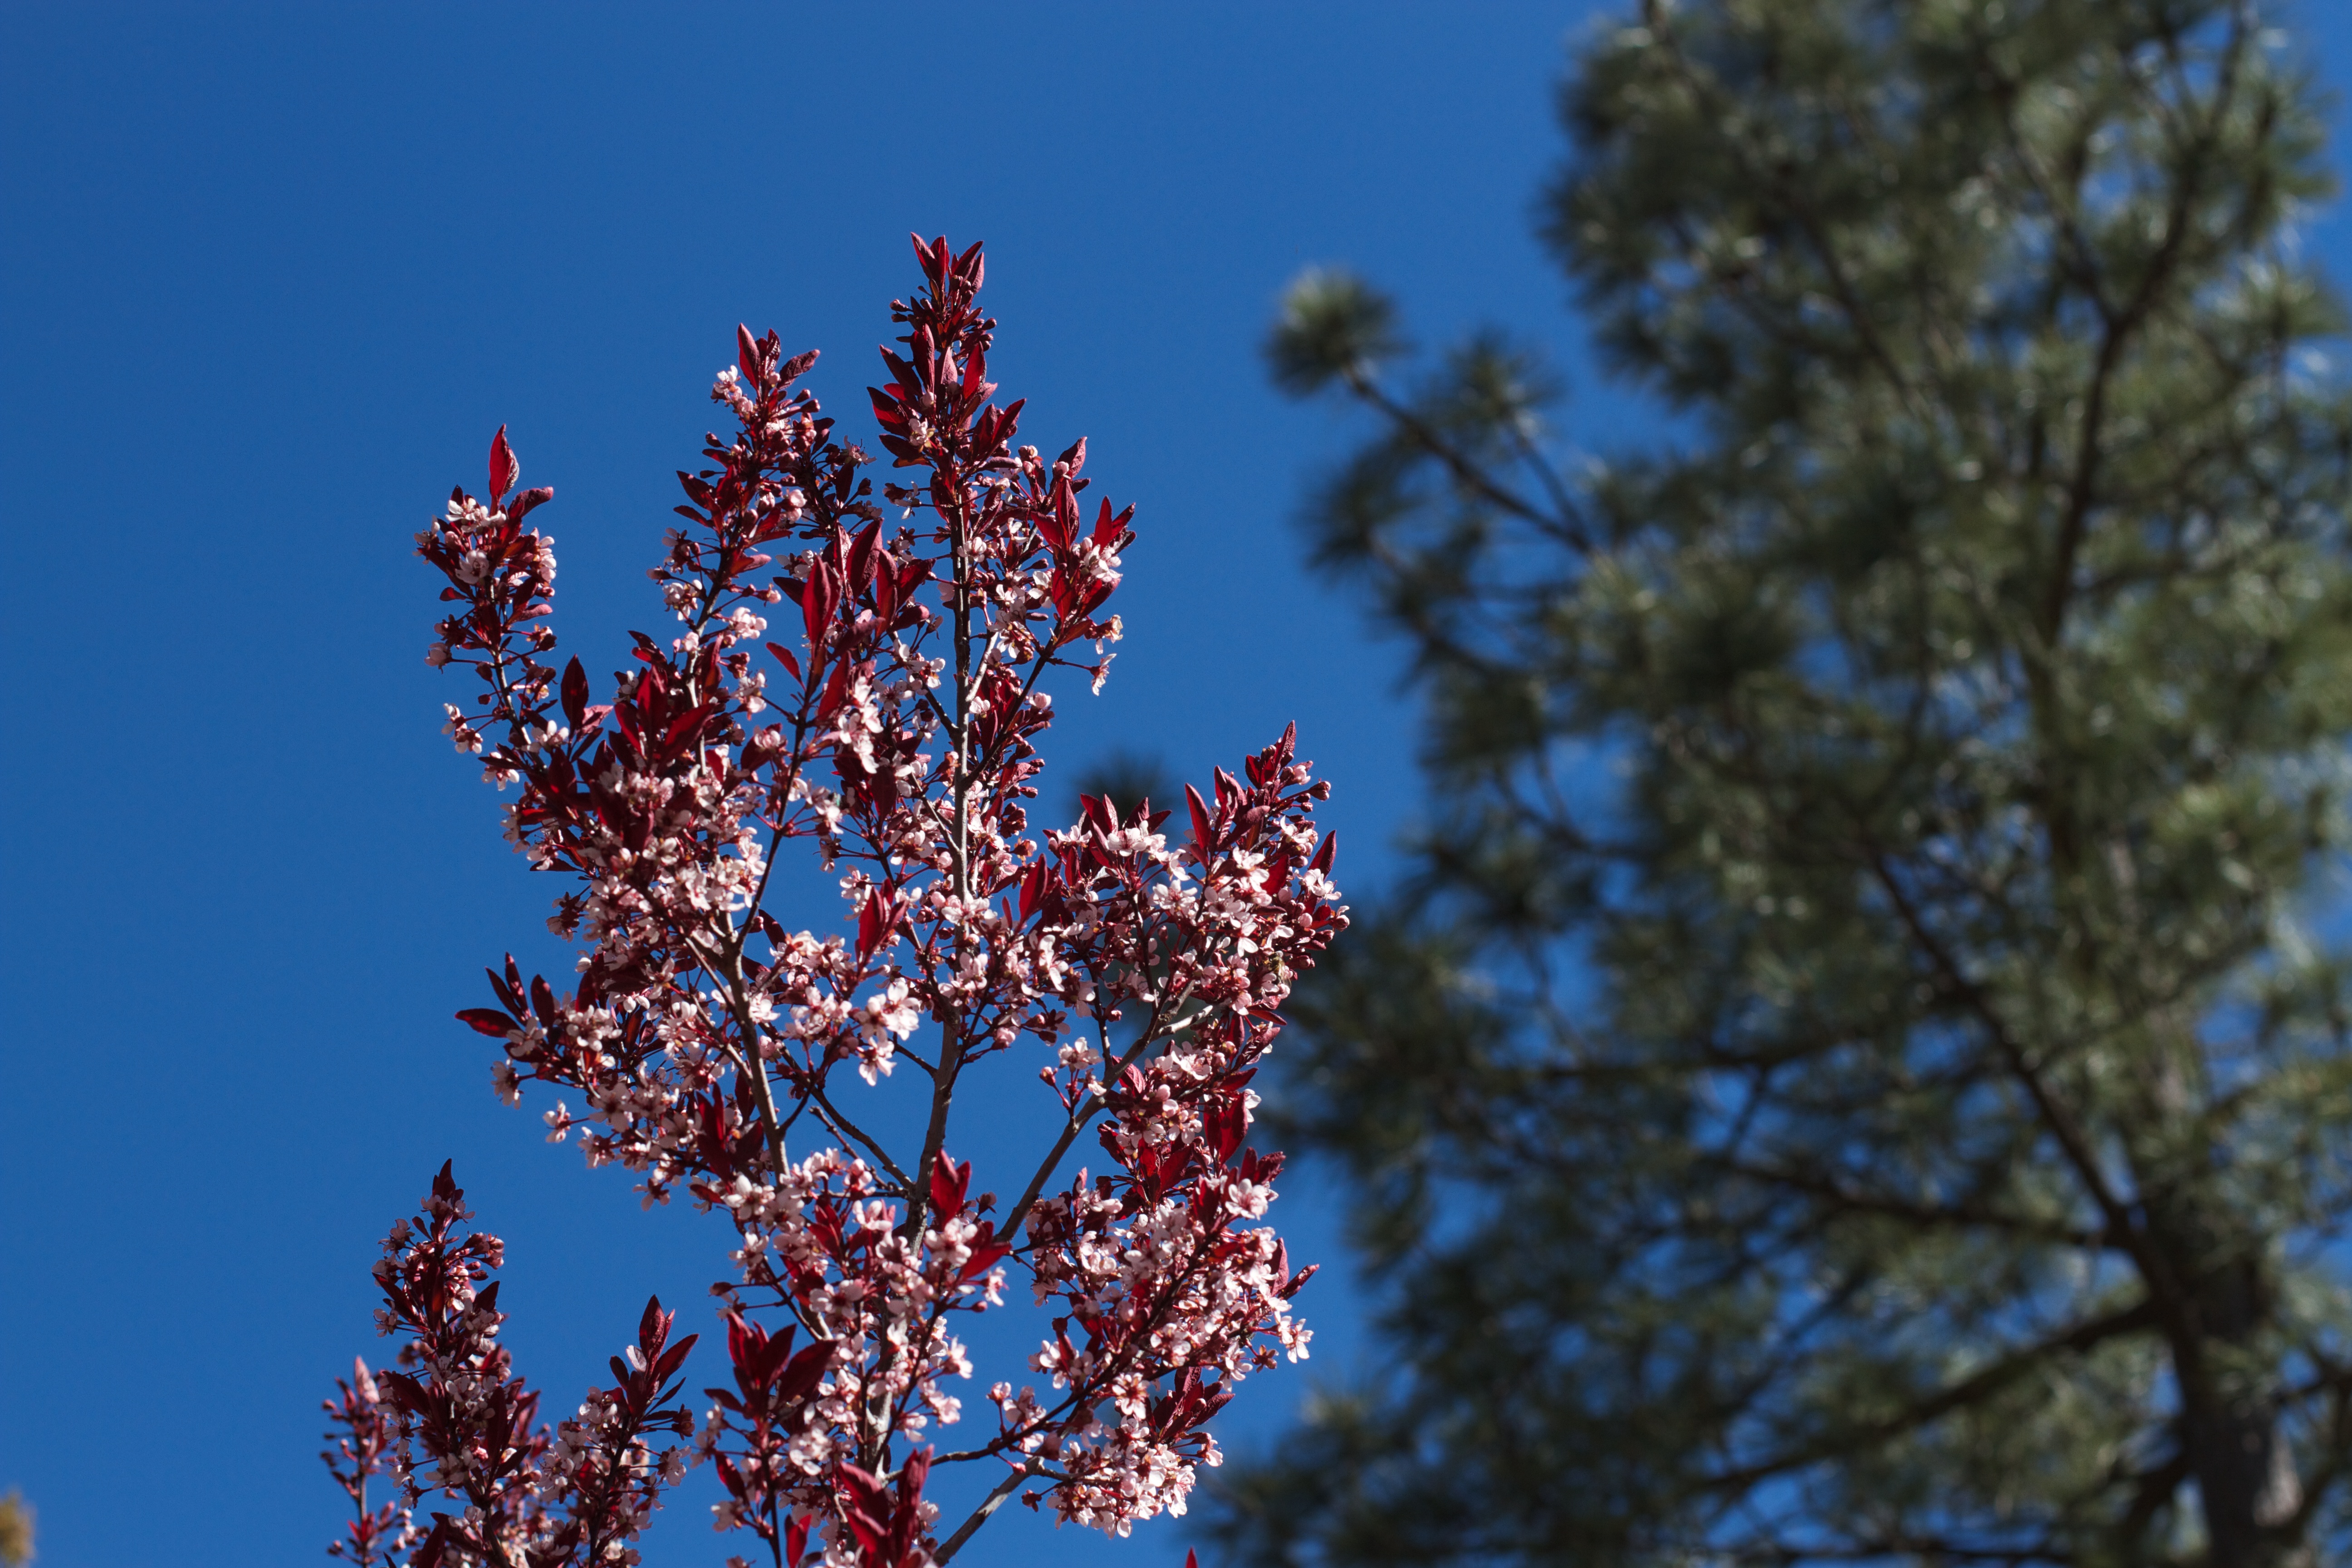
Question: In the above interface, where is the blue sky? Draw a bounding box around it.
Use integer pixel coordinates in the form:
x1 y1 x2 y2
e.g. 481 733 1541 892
5 5 2352 1568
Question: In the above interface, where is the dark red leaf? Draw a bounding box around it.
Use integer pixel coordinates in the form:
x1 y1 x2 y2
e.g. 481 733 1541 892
857 888 894 960
1184 783 1213 851
1309 829 1338 877
848 521 880 598
489 426 518 502
817 657 850 721
803 561 838 649
777 1340 828 1404
930 1151 970 1220
560 657 588 731
654 1333 696 1383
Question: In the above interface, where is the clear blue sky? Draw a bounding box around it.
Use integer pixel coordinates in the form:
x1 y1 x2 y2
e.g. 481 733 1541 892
5 5 2351 1567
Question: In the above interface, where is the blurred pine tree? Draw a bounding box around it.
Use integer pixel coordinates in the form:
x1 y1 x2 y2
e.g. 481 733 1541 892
1215 3 2352 1565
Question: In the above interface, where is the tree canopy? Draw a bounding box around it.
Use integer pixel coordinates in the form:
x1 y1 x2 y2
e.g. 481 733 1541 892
1215 2 2352 1564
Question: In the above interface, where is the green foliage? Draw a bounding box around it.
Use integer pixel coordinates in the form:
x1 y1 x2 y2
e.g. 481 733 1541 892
1218 3 2352 1565
0 1491 34 1568
1266 269 1406 396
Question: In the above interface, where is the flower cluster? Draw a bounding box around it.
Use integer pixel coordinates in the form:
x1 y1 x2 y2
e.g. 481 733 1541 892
333 1163 698 1568
323 1357 419 1566
327 237 1347 1568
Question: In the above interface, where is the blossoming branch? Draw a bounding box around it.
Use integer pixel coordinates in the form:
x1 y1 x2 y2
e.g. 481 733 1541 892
321 236 1347 1568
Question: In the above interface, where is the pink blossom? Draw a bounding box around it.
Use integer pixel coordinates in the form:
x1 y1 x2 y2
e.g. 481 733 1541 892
329 238 1346 1568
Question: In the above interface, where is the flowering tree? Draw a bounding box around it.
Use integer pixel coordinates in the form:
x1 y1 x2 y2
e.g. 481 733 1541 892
321 237 1346 1568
